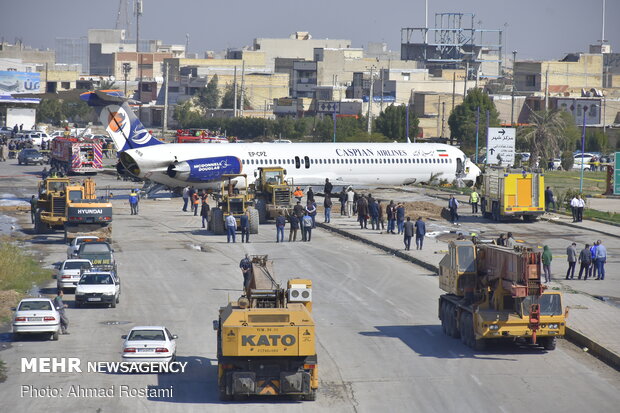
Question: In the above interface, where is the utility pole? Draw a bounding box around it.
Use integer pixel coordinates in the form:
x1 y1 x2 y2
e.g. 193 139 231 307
475 106 480 163
441 101 446 138
380 69 384 112
463 61 469 96
239 60 246 117
544 67 549 111
451 72 456 111
135 0 143 110
579 105 589 193
511 50 517 125
162 62 169 134
233 66 238 117
367 66 374 135
332 107 337 143
406 102 410 143
122 63 131 96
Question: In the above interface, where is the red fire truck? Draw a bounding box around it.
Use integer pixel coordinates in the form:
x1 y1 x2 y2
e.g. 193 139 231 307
50 137 104 174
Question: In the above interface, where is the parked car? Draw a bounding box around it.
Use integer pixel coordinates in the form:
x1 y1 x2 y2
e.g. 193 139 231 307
57 259 92 292
572 153 596 170
75 271 120 308
121 326 178 363
12 298 61 340
0 126 13 137
17 148 45 165
23 132 52 146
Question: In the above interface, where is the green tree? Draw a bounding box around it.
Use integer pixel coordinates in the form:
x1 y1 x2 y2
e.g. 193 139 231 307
520 110 569 167
220 83 251 110
196 75 220 110
62 100 93 123
585 129 608 153
173 100 203 127
448 89 500 152
36 99 65 124
97 80 116 90
374 104 419 141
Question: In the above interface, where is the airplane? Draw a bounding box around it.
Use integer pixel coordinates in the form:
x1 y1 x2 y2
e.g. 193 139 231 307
81 90 481 191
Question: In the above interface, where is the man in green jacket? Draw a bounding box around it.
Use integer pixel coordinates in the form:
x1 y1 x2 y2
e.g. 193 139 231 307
542 245 553 283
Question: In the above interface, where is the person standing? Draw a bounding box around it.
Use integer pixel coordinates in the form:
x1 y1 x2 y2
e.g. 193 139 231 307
192 191 200 216
578 243 591 280
293 201 304 219
505 232 516 248
357 194 368 229
306 200 317 228
307 187 314 202
182 185 190 212
200 200 210 229
29 195 37 223
496 233 506 246
378 200 385 231
323 178 333 196
544 186 555 212
289 213 299 242
403 217 414 251
294 186 304 203
302 212 313 242
225 212 237 243
576 195 585 222
339 189 347 216
469 188 479 214
54 289 69 335
595 240 607 280
275 212 286 243
323 195 332 223
448 195 459 224
570 195 579 222
589 242 598 279
240 255 252 289
386 201 396 234
369 198 379 230
129 189 139 215
565 242 577 280
542 245 553 283
396 203 405 234
414 217 426 250
346 188 355 218
239 211 250 243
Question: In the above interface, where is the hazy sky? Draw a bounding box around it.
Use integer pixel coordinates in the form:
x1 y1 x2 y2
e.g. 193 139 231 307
1 0 618 61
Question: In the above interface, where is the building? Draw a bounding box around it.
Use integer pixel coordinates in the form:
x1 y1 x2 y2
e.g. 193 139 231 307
253 32 351 69
55 37 88 74
0 42 55 67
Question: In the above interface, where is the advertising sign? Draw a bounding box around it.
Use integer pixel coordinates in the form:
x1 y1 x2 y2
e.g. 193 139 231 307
0 71 41 94
486 127 516 166
556 98 601 126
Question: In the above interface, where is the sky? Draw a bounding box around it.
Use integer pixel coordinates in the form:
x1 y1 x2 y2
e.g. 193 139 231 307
1 0 618 61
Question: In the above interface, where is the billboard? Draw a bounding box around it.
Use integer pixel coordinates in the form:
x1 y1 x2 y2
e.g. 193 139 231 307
556 98 601 126
0 71 41 94
486 127 516 166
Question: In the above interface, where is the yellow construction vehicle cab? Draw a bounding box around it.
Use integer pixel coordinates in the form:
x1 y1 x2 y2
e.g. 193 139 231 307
479 166 545 222
252 167 294 223
438 240 565 351
214 255 317 401
210 174 259 235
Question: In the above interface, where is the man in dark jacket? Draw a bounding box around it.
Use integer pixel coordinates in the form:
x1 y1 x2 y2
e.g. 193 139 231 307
275 212 286 242
289 213 300 242
339 189 347 215
307 187 314 202
324 196 332 223
200 200 210 228
357 195 368 229
544 186 555 212
323 178 333 195
239 211 250 243
403 217 414 250
369 198 379 230
578 243 591 280
414 217 426 250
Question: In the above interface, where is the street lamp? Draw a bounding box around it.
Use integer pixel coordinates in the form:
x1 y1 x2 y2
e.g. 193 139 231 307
511 50 517 126
122 63 132 97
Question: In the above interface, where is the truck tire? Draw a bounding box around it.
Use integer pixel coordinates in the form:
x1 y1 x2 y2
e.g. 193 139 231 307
111 299 116 308
460 312 469 346
481 198 491 219
303 389 317 401
492 202 500 222
248 207 259 234
448 303 460 339
34 210 46 234
440 301 449 335
255 199 267 224
522 214 537 223
211 208 225 235
541 336 556 351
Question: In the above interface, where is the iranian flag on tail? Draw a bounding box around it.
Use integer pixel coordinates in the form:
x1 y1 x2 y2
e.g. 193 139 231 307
437 149 448 157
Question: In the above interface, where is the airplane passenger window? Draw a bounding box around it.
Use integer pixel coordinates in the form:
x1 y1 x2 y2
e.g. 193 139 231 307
433 159 436 163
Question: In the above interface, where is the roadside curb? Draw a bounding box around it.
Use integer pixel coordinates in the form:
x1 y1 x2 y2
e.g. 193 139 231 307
318 221 620 371
541 217 620 239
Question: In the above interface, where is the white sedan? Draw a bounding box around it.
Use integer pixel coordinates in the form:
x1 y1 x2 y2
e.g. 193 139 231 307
121 326 178 363
57 259 92 292
12 298 61 340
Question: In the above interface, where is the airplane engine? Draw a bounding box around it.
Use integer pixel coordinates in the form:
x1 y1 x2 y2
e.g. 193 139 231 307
166 156 242 182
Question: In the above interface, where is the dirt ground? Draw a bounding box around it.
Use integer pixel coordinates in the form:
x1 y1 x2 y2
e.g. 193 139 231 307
0 290 22 323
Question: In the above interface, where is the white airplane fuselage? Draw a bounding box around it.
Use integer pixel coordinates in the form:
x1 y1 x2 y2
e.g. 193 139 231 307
120 141 480 189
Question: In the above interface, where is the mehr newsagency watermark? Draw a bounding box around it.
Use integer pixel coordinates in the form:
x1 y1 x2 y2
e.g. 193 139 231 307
18 357 187 399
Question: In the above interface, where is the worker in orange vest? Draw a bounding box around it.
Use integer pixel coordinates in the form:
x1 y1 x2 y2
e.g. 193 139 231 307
192 192 200 216
293 186 304 202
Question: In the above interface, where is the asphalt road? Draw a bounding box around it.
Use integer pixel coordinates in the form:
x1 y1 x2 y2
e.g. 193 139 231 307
0 160 619 413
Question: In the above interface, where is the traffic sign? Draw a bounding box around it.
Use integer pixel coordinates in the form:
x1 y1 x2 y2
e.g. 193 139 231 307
614 152 620 195
486 127 516 166
317 101 340 113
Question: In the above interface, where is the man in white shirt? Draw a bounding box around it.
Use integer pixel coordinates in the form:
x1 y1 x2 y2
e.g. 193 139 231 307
346 188 355 218
570 196 579 222
576 195 585 222
225 213 237 243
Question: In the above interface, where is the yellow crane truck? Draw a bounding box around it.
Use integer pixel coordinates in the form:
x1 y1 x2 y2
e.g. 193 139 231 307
438 240 566 351
252 167 294 223
479 166 545 222
35 176 112 241
214 255 317 401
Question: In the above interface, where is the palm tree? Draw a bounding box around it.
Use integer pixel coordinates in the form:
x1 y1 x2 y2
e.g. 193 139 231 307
97 79 117 90
520 110 568 167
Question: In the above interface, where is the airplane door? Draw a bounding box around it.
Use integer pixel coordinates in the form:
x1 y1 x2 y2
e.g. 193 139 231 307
456 158 463 174
295 156 300 169
304 156 310 169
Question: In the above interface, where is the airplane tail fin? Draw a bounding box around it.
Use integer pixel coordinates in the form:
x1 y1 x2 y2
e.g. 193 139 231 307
80 90 164 152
